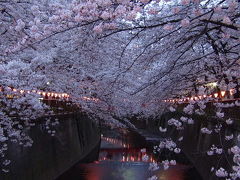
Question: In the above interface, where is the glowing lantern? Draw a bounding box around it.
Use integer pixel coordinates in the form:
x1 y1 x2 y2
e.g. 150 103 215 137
13 89 17 92
221 91 226 97
47 93 51 96
32 90 36 93
20 90 24 94
42 92 46 96
214 93 218 98
230 89 235 96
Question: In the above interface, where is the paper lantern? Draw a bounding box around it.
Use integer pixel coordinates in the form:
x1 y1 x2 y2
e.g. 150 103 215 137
221 91 226 97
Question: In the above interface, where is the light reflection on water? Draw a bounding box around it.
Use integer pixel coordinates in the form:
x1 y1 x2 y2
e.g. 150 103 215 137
77 161 187 180
99 136 156 163
57 135 195 180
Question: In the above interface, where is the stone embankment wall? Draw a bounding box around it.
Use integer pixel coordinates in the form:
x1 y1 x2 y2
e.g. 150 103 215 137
1 113 100 180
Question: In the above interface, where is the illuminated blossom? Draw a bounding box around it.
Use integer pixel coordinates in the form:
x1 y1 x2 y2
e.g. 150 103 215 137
181 0 190 5
169 106 176 112
93 24 103 33
223 16 232 24
201 127 212 135
181 18 190 27
226 118 233 125
149 162 159 171
148 175 158 180
163 24 174 31
215 167 228 177
216 112 224 118
172 7 180 14
142 154 149 161
174 148 181 153
101 11 111 20
159 126 167 132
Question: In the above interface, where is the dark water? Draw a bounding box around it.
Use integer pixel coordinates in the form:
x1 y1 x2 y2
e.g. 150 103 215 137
57 130 202 180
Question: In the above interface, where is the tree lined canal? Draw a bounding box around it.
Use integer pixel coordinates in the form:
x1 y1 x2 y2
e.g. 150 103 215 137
57 130 201 180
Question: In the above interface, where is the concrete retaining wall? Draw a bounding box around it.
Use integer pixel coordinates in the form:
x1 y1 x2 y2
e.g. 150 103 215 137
0 113 100 180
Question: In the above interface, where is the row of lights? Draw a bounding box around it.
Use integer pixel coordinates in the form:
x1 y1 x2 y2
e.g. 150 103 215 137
164 89 236 103
82 96 99 102
102 137 130 148
1 86 70 99
1 86 101 101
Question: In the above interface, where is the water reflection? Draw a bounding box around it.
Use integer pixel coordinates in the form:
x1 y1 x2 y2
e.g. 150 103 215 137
99 136 156 163
78 164 189 180
57 133 201 180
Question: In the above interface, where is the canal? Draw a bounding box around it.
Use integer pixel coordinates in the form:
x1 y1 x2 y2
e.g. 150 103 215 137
57 129 202 180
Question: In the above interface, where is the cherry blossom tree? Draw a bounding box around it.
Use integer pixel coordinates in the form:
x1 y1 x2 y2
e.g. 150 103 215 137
0 0 240 177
